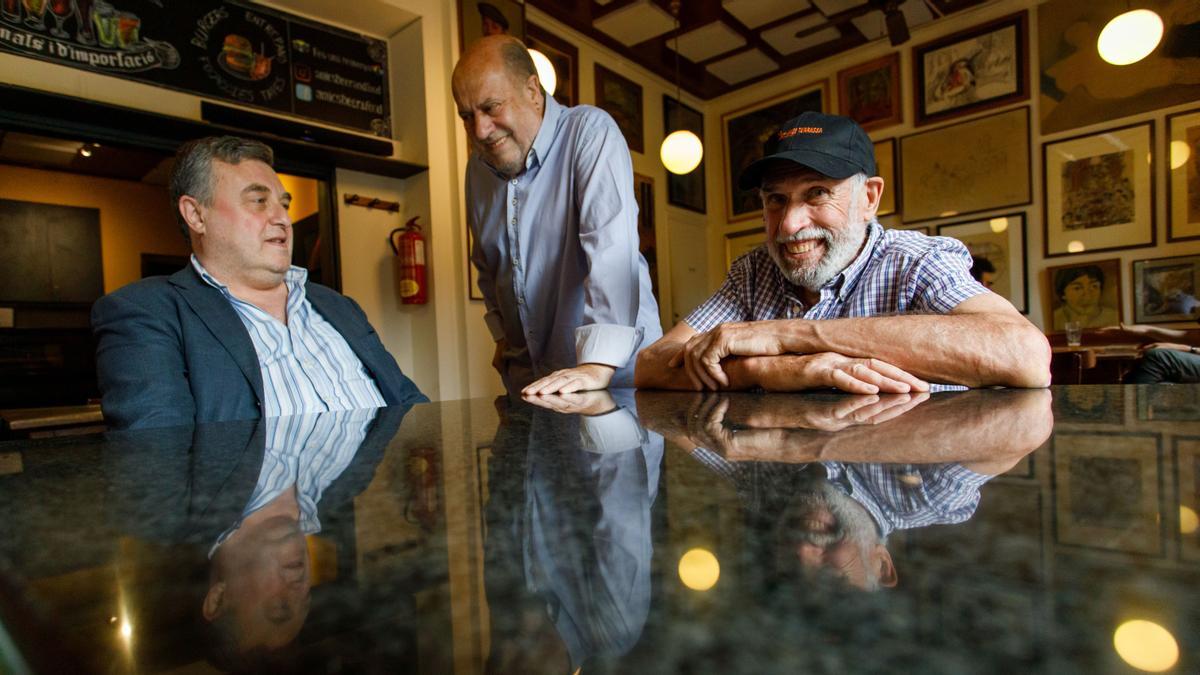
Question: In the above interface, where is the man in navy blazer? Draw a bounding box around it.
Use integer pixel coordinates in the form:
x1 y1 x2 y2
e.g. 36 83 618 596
92 136 426 430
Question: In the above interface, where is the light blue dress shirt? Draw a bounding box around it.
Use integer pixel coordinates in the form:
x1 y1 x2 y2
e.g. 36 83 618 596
466 94 663 390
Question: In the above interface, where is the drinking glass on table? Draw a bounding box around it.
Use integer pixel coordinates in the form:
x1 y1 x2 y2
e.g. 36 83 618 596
1065 321 1082 347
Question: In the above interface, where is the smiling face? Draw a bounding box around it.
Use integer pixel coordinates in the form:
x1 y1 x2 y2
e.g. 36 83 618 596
452 36 545 179
187 158 292 292
760 165 880 291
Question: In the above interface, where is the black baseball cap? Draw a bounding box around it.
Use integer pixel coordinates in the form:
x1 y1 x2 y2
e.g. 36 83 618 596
738 111 876 190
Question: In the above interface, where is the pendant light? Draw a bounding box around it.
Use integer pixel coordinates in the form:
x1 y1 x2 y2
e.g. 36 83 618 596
528 48 557 96
1097 7 1163 66
660 0 703 175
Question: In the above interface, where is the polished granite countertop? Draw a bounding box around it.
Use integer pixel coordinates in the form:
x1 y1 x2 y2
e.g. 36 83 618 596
0 386 1196 673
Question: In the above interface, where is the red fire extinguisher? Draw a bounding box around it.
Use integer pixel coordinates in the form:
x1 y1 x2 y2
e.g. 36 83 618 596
390 217 427 305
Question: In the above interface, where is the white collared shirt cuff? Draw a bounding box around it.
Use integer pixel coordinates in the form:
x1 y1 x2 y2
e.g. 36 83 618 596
484 310 506 342
579 407 647 454
575 324 642 367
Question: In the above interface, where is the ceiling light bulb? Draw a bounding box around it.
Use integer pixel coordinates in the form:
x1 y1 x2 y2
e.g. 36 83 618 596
661 130 703 174
528 49 557 97
1097 9 1163 65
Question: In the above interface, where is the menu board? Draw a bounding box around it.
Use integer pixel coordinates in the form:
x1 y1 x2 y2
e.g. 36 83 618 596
0 0 391 137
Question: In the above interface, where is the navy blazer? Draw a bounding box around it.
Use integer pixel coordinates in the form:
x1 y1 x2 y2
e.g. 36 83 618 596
91 266 427 430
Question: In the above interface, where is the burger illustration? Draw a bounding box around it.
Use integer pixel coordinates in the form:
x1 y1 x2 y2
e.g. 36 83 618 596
220 34 273 81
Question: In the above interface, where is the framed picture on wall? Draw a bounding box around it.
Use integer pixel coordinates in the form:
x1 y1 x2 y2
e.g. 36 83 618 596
725 227 762 270
1044 258 1122 332
722 80 827 222
1043 122 1154 258
1053 431 1163 557
912 11 1029 127
1132 254 1200 324
937 212 1027 313
899 106 1031 224
526 23 578 107
838 53 902 132
664 96 706 213
1168 107 1200 242
634 173 660 304
595 65 644 153
458 0 524 53
873 138 898 217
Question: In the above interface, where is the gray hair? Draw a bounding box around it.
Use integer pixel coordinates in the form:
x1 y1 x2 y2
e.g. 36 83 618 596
499 39 537 85
169 136 274 242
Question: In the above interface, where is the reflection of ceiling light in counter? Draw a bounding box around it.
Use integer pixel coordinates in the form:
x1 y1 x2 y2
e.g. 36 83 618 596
1113 620 1178 672
678 547 720 591
1097 9 1163 66
528 49 557 96
79 146 93 157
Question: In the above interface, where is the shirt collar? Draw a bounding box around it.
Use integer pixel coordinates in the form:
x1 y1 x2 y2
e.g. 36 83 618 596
190 254 308 296
527 89 562 172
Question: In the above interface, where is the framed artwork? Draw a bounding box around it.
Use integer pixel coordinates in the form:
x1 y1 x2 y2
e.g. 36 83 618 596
1167 107 1200 241
1052 386 1125 425
899 106 1031 224
873 138 898 217
458 0 524 53
1038 0 1200 135
1176 438 1200 562
1044 258 1122 332
937 212 1028 313
912 11 1029 126
1043 122 1155 258
1137 384 1200 421
725 227 762 270
838 53 902 131
595 65 644 153
526 23 577 108
634 173 660 304
722 80 827 222
664 96 706 213
1053 432 1164 557
1133 254 1200 323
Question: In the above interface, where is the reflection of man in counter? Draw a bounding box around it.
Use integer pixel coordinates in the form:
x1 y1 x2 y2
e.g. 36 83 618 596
454 36 661 396
1053 265 1118 330
92 136 426 431
635 112 1049 394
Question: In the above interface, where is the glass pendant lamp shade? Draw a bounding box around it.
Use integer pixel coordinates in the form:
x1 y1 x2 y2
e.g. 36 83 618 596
1097 9 1163 65
661 130 703 174
528 48 557 96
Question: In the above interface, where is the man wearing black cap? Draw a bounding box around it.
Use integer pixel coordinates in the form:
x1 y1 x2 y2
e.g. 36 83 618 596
635 112 1050 392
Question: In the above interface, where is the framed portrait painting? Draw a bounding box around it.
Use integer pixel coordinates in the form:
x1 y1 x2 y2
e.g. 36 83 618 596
1044 258 1122 332
723 80 827 222
838 53 901 132
1043 122 1155 258
725 227 762 270
1053 432 1163 557
1132 254 1200 323
899 106 1031 224
526 23 577 108
664 96 706 213
458 0 524 53
595 65 644 153
1168 107 1200 242
937 212 1027 313
912 11 1029 126
873 138 898 217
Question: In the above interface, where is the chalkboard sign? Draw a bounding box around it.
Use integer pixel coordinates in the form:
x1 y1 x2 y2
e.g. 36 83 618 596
0 199 102 304
0 0 390 138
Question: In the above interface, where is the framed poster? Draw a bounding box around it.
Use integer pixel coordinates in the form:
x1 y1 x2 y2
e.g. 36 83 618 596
526 23 577 107
458 0 524 53
1039 0 1200 135
937 212 1028 313
664 96 706 213
899 106 1031 224
595 64 644 153
1132 254 1200 323
838 53 902 132
634 173 660 304
722 80 827 222
912 11 1029 127
725 227 762 270
1053 432 1163 557
1043 122 1154 258
1138 385 1200 421
1167 107 1200 241
1044 258 1122 332
873 138 898 217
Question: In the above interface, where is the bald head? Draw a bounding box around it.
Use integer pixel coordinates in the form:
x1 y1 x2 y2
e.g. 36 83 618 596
453 35 546 179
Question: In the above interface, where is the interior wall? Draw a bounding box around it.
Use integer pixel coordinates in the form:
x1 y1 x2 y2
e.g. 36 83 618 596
0 164 184 293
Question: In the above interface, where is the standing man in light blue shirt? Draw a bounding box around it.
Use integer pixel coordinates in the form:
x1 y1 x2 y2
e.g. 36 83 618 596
453 35 662 395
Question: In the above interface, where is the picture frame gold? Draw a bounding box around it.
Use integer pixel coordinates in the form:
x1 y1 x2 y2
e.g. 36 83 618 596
1167 107 1200 242
937 212 1027 313
1042 121 1154 258
838 53 902 132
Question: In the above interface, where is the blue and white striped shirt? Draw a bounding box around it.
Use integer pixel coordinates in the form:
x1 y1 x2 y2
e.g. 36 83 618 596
685 222 986 390
192 256 386 417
